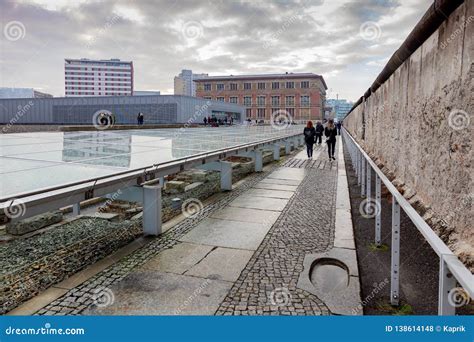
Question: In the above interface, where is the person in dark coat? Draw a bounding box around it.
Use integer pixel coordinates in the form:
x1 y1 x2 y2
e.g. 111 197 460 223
325 119 337 161
336 121 342 135
303 120 316 158
315 121 324 145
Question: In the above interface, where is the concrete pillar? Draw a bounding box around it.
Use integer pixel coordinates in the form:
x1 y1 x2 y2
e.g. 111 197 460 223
72 203 81 216
273 143 280 161
285 140 291 155
254 150 263 172
220 161 233 191
143 184 162 236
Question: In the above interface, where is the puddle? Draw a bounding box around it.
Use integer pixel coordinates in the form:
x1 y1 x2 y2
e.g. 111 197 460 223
310 259 349 292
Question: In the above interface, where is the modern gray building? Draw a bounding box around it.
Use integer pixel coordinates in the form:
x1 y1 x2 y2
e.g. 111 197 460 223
0 95 245 126
0 87 53 99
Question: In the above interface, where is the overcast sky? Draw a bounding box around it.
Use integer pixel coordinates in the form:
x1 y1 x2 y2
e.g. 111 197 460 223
1 0 432 101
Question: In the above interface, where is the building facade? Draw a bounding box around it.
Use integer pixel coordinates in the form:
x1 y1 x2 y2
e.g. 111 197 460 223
0 87 52 99
65 58 134 97
174 69 208 97
326 98 354 122
0 95 245 126
194 73 327 123
134 90 161 96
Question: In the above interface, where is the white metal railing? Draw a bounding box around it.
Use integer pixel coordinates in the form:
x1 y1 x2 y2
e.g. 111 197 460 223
342 128 474 315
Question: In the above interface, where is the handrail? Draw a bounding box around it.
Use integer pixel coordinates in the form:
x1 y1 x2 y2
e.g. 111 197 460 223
342 128 473 315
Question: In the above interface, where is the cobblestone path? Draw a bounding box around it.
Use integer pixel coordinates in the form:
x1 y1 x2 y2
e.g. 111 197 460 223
216 151 337 316
35 161 288 316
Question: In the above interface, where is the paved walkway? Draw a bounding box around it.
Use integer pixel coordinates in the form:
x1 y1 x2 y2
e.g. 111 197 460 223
32 138 353 316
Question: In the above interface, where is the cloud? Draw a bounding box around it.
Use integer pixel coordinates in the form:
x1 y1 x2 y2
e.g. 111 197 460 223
1 0 432 101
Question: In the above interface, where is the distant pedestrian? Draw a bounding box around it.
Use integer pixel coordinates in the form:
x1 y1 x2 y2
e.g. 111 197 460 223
203 117 207 125
137 113 141 125
325 119 337 161
303 120 316 159
336 121 342 135
315 121 324 145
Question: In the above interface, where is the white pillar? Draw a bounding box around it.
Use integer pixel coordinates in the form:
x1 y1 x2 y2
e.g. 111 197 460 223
285 140 291 155
143 184 162 236
273 143 280 161
220 161 233 191
72 203 81 216
254 150 263 172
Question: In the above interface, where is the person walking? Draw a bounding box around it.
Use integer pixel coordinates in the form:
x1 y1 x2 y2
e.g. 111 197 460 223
315 121 324 145
325 119 337 161
336 121 342 135
203 117 207 125
303 120 316 158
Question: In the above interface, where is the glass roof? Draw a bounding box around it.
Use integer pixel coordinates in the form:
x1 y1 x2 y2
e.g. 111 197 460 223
0 126 302 198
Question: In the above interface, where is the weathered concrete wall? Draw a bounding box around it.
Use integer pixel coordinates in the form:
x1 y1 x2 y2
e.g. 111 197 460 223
344 1 473 269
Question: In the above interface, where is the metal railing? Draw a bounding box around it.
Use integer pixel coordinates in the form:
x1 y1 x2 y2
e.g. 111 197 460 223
342 128 473 315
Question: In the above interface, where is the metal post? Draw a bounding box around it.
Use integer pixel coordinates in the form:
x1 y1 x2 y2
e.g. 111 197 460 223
143 184 162 236
366 160 372 204
285 140 291 155
375 175 382 246
361 155 366 197
220 161 233 191
72 203 81 215
438 255 456 315
391 199 400 306
254 150 263 172
273 143 280 161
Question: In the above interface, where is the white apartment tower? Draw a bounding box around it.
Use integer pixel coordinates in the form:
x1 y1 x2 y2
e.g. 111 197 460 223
65 58 133 97
174 69 208 97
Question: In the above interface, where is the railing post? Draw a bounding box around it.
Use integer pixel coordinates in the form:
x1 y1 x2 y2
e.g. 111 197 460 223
273 143 280 161
391 198 400 306
366 160 372 203
254 149 263 172
72 203 81 216
357 150 362 185
375 175 382 246
361 155 366 197
143 184 162 236
285 140 291 155
438 255 456 315
220 161 233 191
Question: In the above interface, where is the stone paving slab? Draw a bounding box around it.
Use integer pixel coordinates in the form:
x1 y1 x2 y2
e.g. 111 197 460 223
258 178 302 186
267 168 307 181
179 218 273 250
229 195 289 211
210 207 281 224
139 242 214 275
253 182 299 192
245 188 294 199
85 271 232 315
185 247 254 282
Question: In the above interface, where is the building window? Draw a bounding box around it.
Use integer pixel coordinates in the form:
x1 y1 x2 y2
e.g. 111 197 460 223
272 82 280 89
243 96 252 106
204 96 212 100
246 108 253 118
257 82 266 90
286 108 295 119
286 81 295 89
217 97 225 102
301 95 310 107
230 83 238 90
257 96 266 107
257 108 265 119
204 83 211 91
244 82 252 90
301 81 309 88
271 96 280 106
216 83 224 91
286 95 295 106
230 96 238 104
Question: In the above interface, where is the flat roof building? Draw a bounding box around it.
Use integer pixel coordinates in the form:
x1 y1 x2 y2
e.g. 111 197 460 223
174 69 208 97
194 72 327 123
65 58 134 97
0 95 245 126
0 87 52 99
